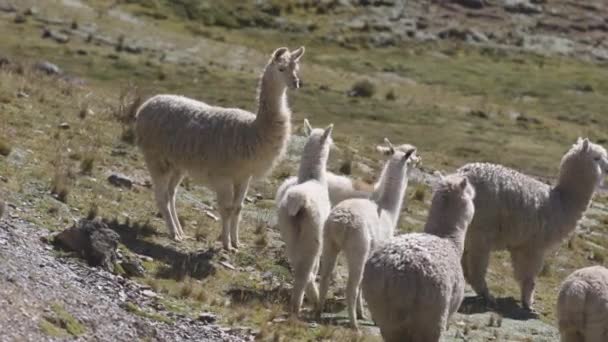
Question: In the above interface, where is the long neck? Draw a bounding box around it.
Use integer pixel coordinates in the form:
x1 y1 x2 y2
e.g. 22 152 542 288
297 153 327 184
374 167 408 227
255 68 288 123
424 214 469 255
550 170 597 241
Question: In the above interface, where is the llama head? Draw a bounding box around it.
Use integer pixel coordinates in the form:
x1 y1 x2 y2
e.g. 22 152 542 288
559 137 608 188
376 138 420 169
377 138 417 180
302 119 333 162
431 174 476 231
268 46 305 90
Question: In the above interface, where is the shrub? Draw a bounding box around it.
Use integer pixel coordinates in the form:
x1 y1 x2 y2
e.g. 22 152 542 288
385 89 397 101
0 137 11 156
348 79 375 98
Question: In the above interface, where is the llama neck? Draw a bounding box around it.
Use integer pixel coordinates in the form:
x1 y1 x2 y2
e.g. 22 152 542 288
297 151 328 184
255 69 289 123
425 218 469 255
373 168 408 227
551 173 596 240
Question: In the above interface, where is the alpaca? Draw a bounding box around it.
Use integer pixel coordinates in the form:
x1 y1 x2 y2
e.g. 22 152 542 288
361 175 476 342
458 138 608 311
557 265 608 342
276 143 420 207
135 47 305 249
317 139 417 330
277 119 333 316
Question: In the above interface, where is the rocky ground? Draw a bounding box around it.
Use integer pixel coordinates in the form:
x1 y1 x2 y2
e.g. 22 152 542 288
0 217 253 341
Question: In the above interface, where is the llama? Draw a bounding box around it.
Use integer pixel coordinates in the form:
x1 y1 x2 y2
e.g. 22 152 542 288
361 175 476 342
317 139 417 329
135 47 305 249
458 138 608 311
557 265 608 342
277 119 333 316
276 143 420 207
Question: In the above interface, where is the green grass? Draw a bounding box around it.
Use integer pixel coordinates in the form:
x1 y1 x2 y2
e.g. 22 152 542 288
39 303 86 337
3 1 608 339
124 302 173 324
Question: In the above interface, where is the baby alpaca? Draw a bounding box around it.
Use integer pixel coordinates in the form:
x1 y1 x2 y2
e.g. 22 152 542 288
277 120 333 316
318 139 417 329
135 47 304 249
458 138 608 311
362 175 476 342
557 265 608 342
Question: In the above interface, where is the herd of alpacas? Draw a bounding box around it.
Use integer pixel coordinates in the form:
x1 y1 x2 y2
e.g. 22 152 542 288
134 47 608 341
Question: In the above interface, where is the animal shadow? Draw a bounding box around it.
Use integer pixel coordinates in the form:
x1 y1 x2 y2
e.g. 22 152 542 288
459 296 539 320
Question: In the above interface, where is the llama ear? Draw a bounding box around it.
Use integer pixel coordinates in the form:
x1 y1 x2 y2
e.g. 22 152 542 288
303 119 313 137
383 138 395 155
581 138 590 152
403 148 416 162
291 47 305 61
459 177 469 190
376 146 392 156
322 124 333 140
272 47 289 62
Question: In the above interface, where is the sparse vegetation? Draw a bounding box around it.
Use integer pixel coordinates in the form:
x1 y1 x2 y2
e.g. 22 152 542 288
349 79 376 98
40 303 86 337
123 302 172 324
0 137 11 156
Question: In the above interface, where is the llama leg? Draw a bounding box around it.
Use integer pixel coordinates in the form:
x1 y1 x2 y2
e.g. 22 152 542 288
230 177 250 249
318 238 340 318
152 172 180 240
304 260 320 314
463 240 494 304
344 236 369 330
216 185 235 251
511 248 544 312
356 290 365 320
291 253 317 316
167 171 184 239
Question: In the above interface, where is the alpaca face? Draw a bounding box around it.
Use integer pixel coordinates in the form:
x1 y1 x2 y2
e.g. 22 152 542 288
271 47 305 90
565 138 608 187
434 175 476 228
303 124 333 159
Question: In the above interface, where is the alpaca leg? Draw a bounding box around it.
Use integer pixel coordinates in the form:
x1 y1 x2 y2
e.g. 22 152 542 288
318 238 340 317
291 254 317 316
511 248 544 311
216 185 235 251
463 241 494 304
304 262 320 313
152 172 180 240
356 291 365 320
584 323 606 342
229 177 250 249
167 171 184 239
344 236 369 330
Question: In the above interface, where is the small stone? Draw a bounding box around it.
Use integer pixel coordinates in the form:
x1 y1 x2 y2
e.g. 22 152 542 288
198 312 217 324
142 290 158 298
108 173 133 189
34 61 62 75
16 91 29 98
59 122 70 129
219 261 235 270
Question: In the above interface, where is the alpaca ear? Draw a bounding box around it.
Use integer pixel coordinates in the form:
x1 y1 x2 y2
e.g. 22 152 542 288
582 138 590 152
272 47 289 62
383 138 395 155
291 46 305 61
376 146 392 155
322 124 333 140
303 119 313 137
402 148 416 162
459 177 469 190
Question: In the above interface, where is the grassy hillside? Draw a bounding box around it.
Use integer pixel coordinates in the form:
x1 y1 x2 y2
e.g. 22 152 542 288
1 0 607 340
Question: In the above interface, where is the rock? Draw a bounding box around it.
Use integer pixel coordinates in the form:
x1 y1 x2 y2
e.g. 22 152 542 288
58 122 70 129
119 257 145 277
142 290 158 298
453 0 485 9
41 27 69 44
13 14 26 24
0 56 10 67
34 61 62 75
54 219 121 271
108 173 133 189
219 261 235 270
16 91 29 98
198 312 217 324
504 0 542 14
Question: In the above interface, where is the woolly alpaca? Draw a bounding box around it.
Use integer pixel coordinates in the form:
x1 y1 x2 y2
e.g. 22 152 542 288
277 119 333 316
458 138 608 311
276 143 420 207
135 47 305 249
557 265 608 342
317 139 417 329
361 175 476 342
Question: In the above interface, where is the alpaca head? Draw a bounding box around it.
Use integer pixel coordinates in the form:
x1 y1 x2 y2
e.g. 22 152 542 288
558 138 608 189
267 46 305 90
301 119 333 169
430 174 476 232
376 138 418 176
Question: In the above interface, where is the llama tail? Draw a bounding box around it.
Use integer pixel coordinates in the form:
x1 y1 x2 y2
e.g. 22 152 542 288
285 189 308 217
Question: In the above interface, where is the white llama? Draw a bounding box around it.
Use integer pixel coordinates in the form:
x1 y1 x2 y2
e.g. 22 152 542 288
277 119 333 316
135 47 305 250
318 139 417 329
458 138 608 311
362 175 476 342
557 265 608 342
